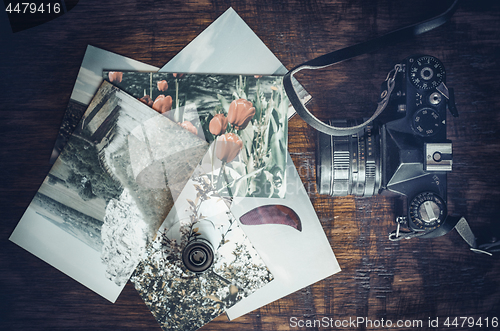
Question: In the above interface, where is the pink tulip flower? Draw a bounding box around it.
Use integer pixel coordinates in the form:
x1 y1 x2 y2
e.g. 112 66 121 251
108 71 123 83
216 133 243 163
179 121 198 135
227 98 255 130
209 114 228 136
139 95 153 107
157 80 168 91
152 95 172 114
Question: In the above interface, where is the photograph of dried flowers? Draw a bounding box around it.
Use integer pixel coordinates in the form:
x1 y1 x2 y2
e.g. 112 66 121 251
104 71 290 198
130 164 273 331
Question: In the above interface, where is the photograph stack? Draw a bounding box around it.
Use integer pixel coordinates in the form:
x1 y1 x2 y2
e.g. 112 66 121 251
9 8 340 331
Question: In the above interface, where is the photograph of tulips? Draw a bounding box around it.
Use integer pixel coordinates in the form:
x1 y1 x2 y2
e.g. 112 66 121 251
10 81 209 302
104 71 290 198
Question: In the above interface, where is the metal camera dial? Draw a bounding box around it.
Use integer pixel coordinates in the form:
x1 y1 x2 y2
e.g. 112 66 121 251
409 192 447 231
412 107 442 137
409 56 445 90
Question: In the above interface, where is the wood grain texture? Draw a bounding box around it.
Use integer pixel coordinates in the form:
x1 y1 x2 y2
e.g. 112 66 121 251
1 1 499 330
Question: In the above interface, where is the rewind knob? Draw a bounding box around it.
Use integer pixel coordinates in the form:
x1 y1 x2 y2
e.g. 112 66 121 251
408 192 447 231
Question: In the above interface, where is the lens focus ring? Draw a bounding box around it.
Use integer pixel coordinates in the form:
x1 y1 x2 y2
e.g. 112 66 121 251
316 119 381 197
332 136 350 196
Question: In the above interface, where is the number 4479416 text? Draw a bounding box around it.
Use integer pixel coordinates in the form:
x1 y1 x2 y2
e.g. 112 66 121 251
5 3 61 14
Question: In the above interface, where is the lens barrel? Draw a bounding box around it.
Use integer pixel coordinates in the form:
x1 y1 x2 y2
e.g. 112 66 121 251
316 119 382 197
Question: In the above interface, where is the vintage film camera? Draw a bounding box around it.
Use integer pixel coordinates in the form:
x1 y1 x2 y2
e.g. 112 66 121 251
284 1 498 253
316 55 459 240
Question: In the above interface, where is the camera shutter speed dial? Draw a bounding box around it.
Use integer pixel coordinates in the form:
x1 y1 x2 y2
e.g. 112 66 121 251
409 56 445 90
409 192 447 231
412 107 443 137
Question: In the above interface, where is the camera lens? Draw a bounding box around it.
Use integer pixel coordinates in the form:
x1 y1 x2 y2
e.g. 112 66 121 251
316 119 382 197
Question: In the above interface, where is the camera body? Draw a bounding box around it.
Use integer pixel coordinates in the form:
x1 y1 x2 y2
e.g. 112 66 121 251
317 55 458 238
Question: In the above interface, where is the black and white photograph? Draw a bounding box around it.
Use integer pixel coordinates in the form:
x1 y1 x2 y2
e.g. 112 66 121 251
10 81 208 302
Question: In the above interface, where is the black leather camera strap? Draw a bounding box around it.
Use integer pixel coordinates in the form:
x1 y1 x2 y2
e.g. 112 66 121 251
389 216 500 256
283 0 460 136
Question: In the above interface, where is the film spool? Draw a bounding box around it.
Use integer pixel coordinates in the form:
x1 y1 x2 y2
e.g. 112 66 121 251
182 238 214 273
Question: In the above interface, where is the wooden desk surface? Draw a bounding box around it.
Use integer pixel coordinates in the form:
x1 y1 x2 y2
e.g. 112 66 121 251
1 1 499 330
